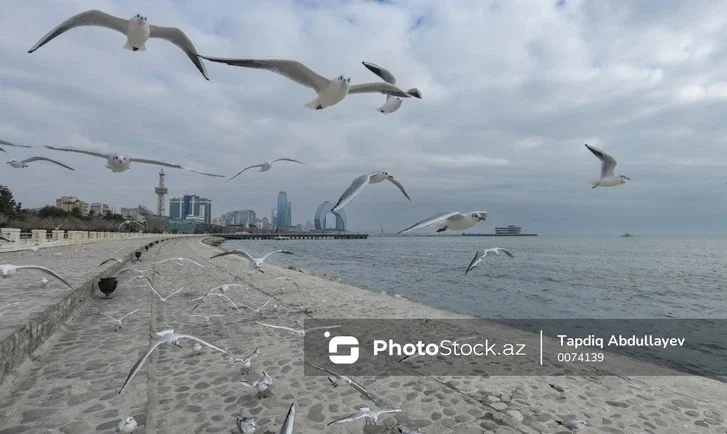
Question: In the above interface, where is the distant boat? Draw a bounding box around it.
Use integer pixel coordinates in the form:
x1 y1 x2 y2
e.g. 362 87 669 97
273 235 291 240
621 233 634 238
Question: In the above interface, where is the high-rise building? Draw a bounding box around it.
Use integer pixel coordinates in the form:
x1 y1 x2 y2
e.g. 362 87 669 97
276 191 289 228
222 210 257 227
260 217 270 230
55 195 90 215
286 202 292 227
90 202 112 215
169 195 212 224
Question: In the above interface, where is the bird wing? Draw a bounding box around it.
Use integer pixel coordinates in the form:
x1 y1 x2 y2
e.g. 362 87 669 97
306 325 342 334
256 321 300 334
406 88 423 99
585 144 617 178
174 334 228 354
145 281 163 300
256 298 272 312
377 409 404 417
259 250 293 262
348 82 410 98
270 158 306 165
127 157 185 169
43 145 109 159
196 57 330 92
240 380 261 388
96 313 118 322
398 212 462 234
15 265 73 290
279 403 296 434
166 285 187 299
119 338 167 393
215 294 241 311
226 164 265 182
246 346 260 360
0 139 32 148
465 250 485 275
304 359 341 377
181 258 205 268
348 380 380 406
263 371 273 385
99 258 122 266
332 173 376 212
28 9 128 53
361 61 396 84
20 156 74 170
328 410 367 425
119 309 141 321
148 24 208 80
210 249 256 264
496 248 514 258
386 177 415 205
182 167 226 177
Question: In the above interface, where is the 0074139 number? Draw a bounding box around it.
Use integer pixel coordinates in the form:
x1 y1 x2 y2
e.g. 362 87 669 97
557 352 604 362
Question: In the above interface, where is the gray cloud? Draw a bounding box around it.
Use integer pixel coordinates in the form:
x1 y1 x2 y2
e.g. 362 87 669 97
0 0 725 235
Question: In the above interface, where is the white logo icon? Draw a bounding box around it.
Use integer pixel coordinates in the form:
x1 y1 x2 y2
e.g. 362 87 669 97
325 331 359 365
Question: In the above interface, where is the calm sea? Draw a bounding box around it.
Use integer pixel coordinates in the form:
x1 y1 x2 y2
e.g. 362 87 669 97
224 235 726 319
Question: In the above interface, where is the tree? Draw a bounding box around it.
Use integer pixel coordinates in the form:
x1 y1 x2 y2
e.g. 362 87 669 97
0 186 21 219
70 207 83 218
37 206 68 219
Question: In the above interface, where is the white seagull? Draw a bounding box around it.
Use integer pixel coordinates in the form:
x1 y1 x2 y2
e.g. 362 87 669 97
40 277 49 288
6 156 74 171
119 220 145 231
240 371 273 398
585 144 630 188
145 281 186 302
465 248 514 275
332 171 414 212
192 342 203 356
96 309 140 331
210 249 293 269
0 264 73 289
304 360 379 405
272 276 299 291
549 383 570 399
240 298 272 314
226 346 260 374
227 158 306 182
235 416 257 434
279 403 296 434
28 10 209 79
556 419 588 431
115 416 138 433
398 211 488 234
0 139 32 153
196 57 415 110
362 61 422 114
44 145 224 177
153 257 205 269
328 407 403 426
119 329 227 393
191 292 240 312
255 321 341 337
191 314 224 324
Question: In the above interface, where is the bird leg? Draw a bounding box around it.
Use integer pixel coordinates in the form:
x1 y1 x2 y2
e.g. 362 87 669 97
436 226 447 233
592 183 600 189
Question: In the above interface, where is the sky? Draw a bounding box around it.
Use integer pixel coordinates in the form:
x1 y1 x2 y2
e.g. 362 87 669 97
0 0 726 235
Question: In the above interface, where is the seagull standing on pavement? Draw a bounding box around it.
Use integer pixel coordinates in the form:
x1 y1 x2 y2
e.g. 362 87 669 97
240 371 273 399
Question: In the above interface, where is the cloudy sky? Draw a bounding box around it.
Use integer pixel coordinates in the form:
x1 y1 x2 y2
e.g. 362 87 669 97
1 0 726 235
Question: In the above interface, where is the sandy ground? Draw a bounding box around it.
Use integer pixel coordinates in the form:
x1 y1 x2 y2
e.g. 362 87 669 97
0 237 724 433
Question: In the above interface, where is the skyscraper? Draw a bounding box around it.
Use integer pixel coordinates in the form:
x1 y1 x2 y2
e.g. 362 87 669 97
276 191 289 228
169 195 212 224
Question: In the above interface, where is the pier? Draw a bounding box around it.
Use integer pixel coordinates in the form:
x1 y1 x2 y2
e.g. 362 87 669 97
213 232 368 240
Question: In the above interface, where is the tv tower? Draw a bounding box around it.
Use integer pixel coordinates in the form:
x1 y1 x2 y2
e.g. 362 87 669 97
155 169 168 217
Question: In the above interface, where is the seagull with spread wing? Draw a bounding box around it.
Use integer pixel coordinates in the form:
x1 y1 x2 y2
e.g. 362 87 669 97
226 158 306 182
28 10 209 79
255 321 340 337
332 171 414 212
328 407 403 427
153 257 205 269
44 145 224 177
210 249 293 270
240 371 273 398
585 143 630 188
398 211 488 234
96 309 140 331
225 346 260 374
196 57 417 110
0 139 32 154
6 156 74 171
361 61 422 114
304 359 379 406
119 329 227 393
145 281 186 302
0 264 73 289
465 248 514 275
118 220 145 231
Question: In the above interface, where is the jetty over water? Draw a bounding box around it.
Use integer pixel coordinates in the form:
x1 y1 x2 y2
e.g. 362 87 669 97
213 232 368 240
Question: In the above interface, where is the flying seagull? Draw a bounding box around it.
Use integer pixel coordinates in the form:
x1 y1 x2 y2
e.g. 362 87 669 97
190 293 240 312
328 407 403 426
225 346 260 374
119 329 227 393
239 298 272 314
96 309 140 331
44 145 224 177
398 211 488 234
6 156 74 171
145 281 186 302
240 371 273 398
196 57 415 110
210 249 293 269
153 257 205 269
28 10 209 79
255 321 341 337
0 264 73 289
119 220 145 231
362 61 422 114
465 248 514 275
304 359 379 405
189 283 247 311
585 144 630 188
227 158 306 182
0 139 32 152
332 171 414 212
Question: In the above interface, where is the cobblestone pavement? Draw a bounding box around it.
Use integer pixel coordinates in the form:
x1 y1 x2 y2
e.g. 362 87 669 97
0 238 724 433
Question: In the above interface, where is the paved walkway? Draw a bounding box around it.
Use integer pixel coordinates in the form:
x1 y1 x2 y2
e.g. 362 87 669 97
0 238 724 433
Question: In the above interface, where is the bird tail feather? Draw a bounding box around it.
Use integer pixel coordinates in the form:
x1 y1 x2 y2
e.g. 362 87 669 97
304 99 321 110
